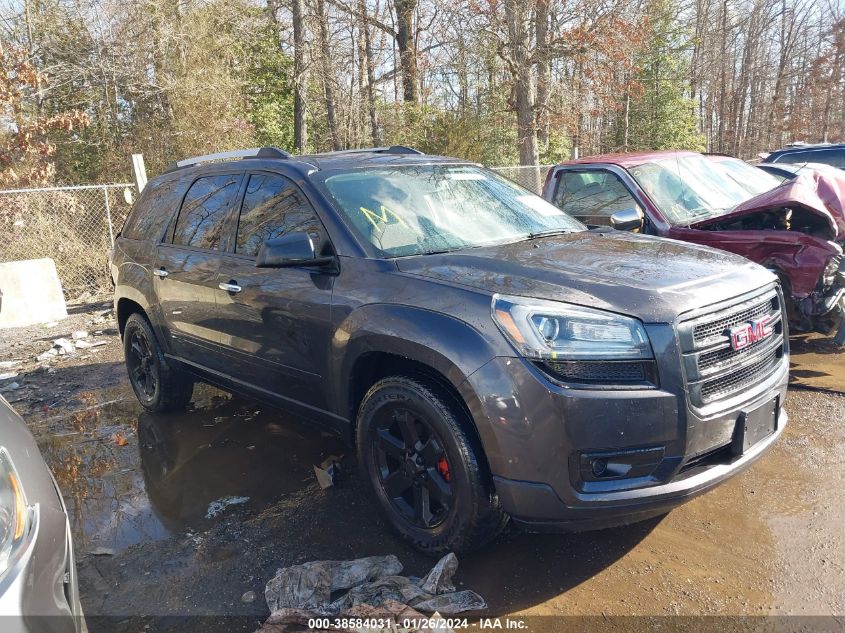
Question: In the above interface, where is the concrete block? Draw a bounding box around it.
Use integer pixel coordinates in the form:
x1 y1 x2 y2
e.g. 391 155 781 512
0 258 68 329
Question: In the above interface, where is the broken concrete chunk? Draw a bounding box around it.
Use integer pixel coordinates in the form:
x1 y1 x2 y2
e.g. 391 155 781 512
0 372 19 381
72 330 89 340
36 348 59 362
53 338 75 355
0 382 21 392
0 361 21 369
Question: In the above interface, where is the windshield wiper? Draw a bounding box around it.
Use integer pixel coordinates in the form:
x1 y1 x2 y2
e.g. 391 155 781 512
525 228 577 240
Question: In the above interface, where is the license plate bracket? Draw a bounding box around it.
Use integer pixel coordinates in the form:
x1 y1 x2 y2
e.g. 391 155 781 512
732 398 778 455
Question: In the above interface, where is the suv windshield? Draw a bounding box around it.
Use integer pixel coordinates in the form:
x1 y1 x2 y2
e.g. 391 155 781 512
629 154 776 225
320 165 584 257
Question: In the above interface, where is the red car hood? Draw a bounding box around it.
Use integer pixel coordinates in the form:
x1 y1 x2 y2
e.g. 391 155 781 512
691 171 845 240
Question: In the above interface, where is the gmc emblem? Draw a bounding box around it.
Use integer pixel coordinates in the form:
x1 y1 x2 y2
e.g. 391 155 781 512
729 316 774 351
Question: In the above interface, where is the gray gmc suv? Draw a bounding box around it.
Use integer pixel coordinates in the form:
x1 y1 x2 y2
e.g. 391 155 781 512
111 147 789 553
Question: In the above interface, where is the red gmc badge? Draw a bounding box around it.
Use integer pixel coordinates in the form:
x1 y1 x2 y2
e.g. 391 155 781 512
729 316 774 351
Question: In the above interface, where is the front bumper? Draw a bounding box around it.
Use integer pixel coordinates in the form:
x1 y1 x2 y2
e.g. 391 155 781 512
464 327 789 530
0 479 85 633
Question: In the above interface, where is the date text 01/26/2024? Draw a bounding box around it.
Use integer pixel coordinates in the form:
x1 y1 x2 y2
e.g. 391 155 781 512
306 617 528 630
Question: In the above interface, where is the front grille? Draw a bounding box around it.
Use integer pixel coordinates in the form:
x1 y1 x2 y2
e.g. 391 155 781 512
700 348 780 402
698 316 784 371
693 295 778 345
679 287 786 408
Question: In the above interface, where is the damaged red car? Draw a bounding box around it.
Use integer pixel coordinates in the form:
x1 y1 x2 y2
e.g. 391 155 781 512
543 151 845 339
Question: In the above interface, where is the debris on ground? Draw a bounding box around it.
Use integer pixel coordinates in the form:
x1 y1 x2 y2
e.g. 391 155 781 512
0 382 21 392
313 455 343 489
75 339 107 349
53 338 75 355
205 495 250 519
89 547 115 556
261 552 485 631
0 371 19 381
72 330 89 340
241 590 256 604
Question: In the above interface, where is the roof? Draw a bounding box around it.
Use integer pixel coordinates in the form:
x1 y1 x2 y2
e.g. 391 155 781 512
769 143 845 156
557 150 700 168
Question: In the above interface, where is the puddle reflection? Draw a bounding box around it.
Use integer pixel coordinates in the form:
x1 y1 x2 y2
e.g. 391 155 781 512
35 388 346 553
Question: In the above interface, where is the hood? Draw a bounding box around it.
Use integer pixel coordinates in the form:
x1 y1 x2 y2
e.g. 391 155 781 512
395 231 775 323
693 171 845 240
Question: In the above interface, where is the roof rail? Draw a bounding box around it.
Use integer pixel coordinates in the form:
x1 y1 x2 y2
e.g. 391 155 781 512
313 145 425 157
378 145 424 155
166 147 291 171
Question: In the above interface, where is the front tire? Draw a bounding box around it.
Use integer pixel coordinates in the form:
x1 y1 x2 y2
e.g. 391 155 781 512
123 313 193 412
357 376 507 554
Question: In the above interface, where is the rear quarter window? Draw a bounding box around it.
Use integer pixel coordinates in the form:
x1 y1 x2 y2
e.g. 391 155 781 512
121 176 186 241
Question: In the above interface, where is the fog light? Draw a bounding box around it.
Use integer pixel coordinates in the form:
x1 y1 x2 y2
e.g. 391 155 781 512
579 446 665 484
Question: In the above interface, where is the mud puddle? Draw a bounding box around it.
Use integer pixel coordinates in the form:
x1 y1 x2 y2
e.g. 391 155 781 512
29 383 346 556
789 332 844 393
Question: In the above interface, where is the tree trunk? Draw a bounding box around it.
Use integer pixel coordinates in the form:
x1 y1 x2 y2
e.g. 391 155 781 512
534 0 550 155
393 0 418 102
504 0 538 167
292 0 308 153
359 0 382 144
315 0 341 150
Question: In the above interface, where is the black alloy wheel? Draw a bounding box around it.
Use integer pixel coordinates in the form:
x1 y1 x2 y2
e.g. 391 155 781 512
357 375 507 554
123 313 194 413
127 327 158 399
373 406 454 529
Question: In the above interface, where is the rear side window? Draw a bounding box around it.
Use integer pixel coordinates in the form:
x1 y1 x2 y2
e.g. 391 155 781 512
777 149 845 168
552 170 639 226
172 174 240 250
121 177 184 241
235 173 322 256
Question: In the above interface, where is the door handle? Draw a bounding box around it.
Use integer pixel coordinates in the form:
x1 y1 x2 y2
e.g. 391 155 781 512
218 282 242 294
153 268 168 278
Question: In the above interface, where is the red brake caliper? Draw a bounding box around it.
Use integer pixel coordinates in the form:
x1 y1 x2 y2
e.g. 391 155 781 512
436 456 451 481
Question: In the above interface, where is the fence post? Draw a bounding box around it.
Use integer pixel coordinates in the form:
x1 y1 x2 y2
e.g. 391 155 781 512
103 185 115 247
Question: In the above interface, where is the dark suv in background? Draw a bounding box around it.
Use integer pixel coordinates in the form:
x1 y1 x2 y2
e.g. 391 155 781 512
111 146 788 553
764 143 845 170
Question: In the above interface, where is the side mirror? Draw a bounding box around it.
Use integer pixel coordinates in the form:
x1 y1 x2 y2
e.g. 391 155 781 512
610 207 645 232
255 232 334 269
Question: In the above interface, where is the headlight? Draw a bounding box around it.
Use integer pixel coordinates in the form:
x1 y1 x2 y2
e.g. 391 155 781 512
492 294 655 385
0 448 30 577
821 256 842 290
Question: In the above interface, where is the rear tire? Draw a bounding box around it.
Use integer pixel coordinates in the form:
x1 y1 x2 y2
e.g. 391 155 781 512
123 313 193 412
357 375 508 554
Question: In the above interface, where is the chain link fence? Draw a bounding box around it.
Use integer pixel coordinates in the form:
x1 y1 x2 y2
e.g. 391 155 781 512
490 165 553 194
0 184 136 299
0 165 550 299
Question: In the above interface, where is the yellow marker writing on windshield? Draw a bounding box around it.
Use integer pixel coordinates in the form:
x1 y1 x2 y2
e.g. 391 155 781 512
360 204 408 231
